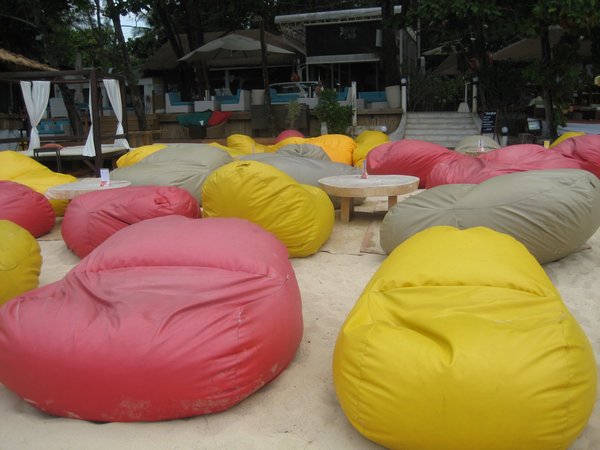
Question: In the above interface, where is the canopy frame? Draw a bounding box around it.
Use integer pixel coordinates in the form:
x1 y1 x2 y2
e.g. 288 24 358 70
0 69 129 175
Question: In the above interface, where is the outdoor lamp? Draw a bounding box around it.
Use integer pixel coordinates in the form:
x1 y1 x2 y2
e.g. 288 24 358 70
501 126 509 146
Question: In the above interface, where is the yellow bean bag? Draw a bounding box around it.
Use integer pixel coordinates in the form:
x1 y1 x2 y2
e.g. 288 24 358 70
0 220 42 305
115 144 167 167
304 134 356 165
0 151 75 216
202 160 334 257
353 130 389 167
226 134 271 155
226 134 356 165
333 226 597 450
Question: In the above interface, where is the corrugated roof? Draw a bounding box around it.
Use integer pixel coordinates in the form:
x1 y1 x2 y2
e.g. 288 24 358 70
0 48 57 72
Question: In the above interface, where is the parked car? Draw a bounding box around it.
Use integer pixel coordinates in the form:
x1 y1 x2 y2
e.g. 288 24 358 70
269 82 319 98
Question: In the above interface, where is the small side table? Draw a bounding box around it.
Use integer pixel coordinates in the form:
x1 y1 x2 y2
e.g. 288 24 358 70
194 100 221 112
46 178 131 200
318 174 419 222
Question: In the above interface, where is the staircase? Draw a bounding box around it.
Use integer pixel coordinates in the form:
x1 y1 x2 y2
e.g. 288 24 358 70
398 112 481 149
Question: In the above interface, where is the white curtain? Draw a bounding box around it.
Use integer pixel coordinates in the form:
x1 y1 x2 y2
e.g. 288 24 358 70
82 87 95 157
20 80 50 151
103 79 130 149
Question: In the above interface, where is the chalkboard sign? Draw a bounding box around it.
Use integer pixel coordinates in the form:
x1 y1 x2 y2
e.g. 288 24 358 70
481 111 497 134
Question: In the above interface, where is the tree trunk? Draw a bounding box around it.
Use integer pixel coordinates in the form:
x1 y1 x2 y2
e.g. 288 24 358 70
539 25 556 139
154 0 194 100
381 0 401 86
106 0 147 131
183 0 210 96
259 16 275 136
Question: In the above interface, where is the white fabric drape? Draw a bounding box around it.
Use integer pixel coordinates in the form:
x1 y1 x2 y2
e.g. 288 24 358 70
103 79 130 149
82 87 95 157
20 80 50 151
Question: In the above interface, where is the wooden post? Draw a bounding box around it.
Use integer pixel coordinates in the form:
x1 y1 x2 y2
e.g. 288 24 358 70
89 69 102 176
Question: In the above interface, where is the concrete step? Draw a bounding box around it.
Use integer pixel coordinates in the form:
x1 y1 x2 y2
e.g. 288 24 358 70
406 116 477 123
402 136 462 148
401 111 480 148
404 129 478 138
407 111 473 118
406 123 479 131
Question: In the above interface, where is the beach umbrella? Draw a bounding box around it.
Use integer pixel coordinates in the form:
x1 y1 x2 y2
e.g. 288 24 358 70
179 33 294 66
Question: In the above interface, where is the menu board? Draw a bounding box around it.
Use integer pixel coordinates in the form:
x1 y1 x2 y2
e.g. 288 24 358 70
481 111 497 134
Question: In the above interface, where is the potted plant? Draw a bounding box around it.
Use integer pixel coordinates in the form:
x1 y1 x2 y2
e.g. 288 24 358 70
314 88 352 134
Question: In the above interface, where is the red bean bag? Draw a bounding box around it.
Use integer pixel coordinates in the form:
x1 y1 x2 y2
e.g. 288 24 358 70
366 140 465 188
0 215 303 422
275 129 304 143
62 185 200 258
426 144 580 188
551 134 600 178
0 180 55 237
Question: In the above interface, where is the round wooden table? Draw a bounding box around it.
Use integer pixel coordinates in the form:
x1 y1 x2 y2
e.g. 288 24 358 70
318 174 420 222
46 178 131 200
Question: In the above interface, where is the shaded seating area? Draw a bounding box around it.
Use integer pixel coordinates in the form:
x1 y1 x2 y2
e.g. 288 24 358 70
0 69 131 176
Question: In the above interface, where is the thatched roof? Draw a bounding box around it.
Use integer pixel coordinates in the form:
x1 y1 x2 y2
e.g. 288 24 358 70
0 48 57 72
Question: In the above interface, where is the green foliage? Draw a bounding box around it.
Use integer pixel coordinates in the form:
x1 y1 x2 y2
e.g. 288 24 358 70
314 88 352 135
477 63 530 113
404 68 464 111
285 99 302 128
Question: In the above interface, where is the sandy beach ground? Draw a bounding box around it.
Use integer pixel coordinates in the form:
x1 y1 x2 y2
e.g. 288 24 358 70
0 196 599 450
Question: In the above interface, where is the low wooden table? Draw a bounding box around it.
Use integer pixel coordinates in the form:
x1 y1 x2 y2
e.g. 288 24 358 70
318 174 420 222
46 178 131 200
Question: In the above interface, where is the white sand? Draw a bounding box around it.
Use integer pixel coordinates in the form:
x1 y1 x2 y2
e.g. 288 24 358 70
1 197 599 450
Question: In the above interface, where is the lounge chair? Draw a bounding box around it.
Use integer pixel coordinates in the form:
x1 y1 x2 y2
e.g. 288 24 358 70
217 89 250 112
165 92 193 113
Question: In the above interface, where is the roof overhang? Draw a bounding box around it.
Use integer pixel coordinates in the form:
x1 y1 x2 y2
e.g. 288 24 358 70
275 6 402 26
306 53 380 65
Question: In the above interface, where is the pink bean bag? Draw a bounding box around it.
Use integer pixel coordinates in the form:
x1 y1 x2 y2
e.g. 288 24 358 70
275 129 304 142
0 216 303 422
552 134 600 178
61 185 200 258
0 180 55 237
366 140 465 188
426 144 581 188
